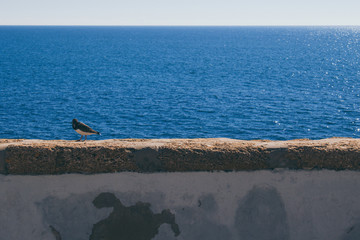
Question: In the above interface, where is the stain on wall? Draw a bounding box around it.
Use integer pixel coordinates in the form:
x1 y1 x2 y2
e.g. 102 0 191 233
40 192 179 240
131 148 162 172
90 192 180 240
235 185 289 240
49 225 62 240
342 220 360 240
29 172 360 240
173 194 233 240
39 193 110 240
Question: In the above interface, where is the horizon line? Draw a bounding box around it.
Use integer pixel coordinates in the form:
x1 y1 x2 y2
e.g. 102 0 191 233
1 24 360 27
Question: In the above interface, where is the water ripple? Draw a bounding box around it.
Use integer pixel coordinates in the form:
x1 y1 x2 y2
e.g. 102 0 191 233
1 26 360 140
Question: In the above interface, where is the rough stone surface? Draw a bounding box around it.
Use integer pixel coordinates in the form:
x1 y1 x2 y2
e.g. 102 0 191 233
1 138 360 174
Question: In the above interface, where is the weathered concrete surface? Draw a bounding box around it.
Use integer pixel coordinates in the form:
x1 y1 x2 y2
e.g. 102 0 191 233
1 138 360 174
1 171 360 240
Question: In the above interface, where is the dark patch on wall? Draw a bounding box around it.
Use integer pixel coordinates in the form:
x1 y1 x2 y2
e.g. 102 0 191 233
49 225 62 240
197 194 218 212
39 193 110 240
55 151 67 169
90 192 180 240
267 148 298 169
174 194 232 240
235 185 289 240
131 148 162 172
0 148 7 174
342 222 360 240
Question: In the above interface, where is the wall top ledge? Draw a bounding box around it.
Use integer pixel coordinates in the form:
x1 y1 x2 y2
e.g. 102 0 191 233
1 138 360 175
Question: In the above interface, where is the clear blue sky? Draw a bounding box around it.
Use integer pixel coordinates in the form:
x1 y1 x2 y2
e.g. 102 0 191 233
1 0 360 26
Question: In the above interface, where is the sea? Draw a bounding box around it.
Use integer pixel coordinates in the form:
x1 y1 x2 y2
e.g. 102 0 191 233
1 26 360 140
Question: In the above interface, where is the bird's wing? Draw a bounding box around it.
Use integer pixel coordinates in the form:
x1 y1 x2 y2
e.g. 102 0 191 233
78 122 98 133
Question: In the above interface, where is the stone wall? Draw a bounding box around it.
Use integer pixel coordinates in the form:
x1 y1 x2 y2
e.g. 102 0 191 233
1 138 360 240
1 137 360 174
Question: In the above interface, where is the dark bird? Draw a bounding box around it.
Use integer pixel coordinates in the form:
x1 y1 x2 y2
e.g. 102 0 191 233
72 119 100 141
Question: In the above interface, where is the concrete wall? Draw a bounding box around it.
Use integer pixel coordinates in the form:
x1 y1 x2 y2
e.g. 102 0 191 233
1 171 360 240
1 138 360 240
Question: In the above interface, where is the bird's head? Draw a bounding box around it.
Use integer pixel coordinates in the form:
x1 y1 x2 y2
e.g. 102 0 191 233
72 119 78 128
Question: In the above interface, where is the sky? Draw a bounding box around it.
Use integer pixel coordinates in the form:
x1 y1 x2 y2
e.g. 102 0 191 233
0 0 360 26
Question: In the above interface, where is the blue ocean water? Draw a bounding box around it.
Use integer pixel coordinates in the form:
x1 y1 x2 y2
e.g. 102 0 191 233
1 26 360 140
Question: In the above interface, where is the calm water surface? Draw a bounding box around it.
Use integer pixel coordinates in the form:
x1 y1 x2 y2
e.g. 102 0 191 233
1 26 360 140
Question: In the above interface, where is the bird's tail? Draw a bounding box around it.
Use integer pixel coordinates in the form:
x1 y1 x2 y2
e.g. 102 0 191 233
96 131 101 135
